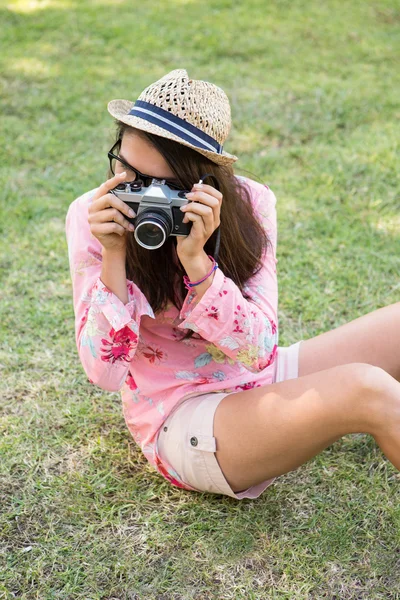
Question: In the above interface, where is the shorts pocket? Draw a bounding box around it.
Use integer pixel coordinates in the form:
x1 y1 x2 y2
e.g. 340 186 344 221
183 429 225 493
186 431 217 453
155 419 200 492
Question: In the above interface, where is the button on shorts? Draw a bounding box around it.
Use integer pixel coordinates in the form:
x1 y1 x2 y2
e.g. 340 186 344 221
156 340 303 500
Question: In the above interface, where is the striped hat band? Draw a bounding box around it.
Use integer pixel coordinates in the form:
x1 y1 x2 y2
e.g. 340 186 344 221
128 100 223 155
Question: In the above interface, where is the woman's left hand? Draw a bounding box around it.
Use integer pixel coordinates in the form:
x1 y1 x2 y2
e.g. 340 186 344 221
175 183 223 261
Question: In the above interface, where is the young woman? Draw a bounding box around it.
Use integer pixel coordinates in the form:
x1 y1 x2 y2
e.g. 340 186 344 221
66 69 400 500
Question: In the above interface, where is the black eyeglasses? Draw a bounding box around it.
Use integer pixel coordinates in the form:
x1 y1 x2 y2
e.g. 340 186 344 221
108 140 185 190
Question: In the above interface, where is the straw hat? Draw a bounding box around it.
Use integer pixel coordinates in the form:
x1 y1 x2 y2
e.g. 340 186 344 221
107 69 238 166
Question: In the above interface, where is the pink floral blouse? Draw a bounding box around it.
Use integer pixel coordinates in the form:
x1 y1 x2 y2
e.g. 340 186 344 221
65 176 279 490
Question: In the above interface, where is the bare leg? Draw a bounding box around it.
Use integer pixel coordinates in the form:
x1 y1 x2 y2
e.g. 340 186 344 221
298 301 400 382
213 363 400 493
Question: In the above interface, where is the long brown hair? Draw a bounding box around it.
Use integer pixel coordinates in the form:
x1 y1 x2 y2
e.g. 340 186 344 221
109 121 273 334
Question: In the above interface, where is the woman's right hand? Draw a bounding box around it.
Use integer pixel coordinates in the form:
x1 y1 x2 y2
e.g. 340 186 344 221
88 172 136 252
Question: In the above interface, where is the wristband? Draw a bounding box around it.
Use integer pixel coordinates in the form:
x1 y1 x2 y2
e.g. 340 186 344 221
183 255 218 291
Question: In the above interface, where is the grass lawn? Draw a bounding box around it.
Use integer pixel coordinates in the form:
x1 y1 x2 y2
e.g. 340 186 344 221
1 0 400 598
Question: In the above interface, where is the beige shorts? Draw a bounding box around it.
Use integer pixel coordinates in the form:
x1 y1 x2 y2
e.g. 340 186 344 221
156 341 303 500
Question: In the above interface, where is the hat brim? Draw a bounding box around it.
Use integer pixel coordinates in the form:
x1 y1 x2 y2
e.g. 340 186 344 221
107 99 238 167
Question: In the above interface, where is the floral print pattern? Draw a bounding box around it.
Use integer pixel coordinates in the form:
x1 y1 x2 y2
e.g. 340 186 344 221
66 177 279 489
101 324 138 363
140 344 167 364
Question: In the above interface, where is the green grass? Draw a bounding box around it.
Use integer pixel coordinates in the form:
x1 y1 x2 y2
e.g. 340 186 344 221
1 0 400 597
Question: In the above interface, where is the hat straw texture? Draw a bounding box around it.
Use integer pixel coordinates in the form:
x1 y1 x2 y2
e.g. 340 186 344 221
107 69 238 166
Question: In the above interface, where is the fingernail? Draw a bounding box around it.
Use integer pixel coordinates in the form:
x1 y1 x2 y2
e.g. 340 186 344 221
186 192 194 198
193 183 203 189
119 171 126 177
129 209 135 217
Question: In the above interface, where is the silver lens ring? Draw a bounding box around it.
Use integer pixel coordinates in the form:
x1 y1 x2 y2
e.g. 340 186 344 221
134 220 167 250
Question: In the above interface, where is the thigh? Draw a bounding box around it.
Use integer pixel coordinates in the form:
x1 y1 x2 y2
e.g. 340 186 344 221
298 301 400 381
214 362 379 493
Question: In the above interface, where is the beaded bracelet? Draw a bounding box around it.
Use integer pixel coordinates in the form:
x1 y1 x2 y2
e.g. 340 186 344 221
183 255 218 291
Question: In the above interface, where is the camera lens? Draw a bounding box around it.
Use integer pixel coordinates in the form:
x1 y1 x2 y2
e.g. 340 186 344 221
134 209 172 250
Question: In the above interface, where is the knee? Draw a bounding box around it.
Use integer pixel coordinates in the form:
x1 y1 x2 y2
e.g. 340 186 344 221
334 363 392 434
346 363 392 395
348 362 400 435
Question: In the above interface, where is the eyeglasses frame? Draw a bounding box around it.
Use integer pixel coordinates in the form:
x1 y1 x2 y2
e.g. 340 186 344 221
107 139 185 190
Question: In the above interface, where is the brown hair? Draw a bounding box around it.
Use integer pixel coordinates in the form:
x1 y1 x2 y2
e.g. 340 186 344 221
109 121 273 338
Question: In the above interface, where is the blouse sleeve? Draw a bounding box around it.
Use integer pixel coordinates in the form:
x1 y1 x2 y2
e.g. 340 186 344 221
177 184 279 374
65 189 155 392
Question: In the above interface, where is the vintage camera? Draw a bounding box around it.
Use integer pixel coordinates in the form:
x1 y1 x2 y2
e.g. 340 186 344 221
110 178 192 250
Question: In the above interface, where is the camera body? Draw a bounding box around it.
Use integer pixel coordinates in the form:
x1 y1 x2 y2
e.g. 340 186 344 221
110 179 192 250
